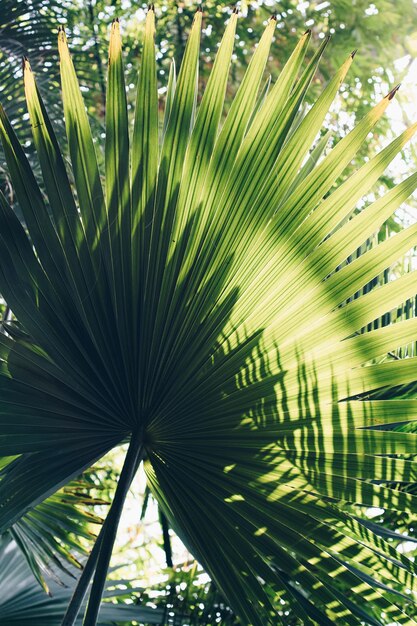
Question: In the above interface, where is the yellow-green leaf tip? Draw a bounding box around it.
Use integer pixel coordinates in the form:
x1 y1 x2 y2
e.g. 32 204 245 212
387 84 401 100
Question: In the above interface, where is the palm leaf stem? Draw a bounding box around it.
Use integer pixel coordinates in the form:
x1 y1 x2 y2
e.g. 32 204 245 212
82 432 144 625
62 433 143 626
60 524 104 626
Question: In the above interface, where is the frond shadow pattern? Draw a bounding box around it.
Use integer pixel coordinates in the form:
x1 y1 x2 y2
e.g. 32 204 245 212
1 7 417 625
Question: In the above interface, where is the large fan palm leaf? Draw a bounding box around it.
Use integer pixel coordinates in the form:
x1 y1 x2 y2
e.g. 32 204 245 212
1 7 417 625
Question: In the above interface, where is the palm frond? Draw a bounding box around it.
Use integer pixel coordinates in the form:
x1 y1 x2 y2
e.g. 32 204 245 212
0 534 172 625
0 8 417 625
1 457 110 593
0 0 62 150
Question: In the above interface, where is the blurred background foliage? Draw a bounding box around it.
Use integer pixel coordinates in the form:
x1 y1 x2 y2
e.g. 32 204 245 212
2 1 417 624
2 0 417 225
2 0 417 142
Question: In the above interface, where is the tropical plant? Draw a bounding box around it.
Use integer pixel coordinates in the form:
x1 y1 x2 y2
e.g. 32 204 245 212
0 0 63 149
0 0 106 177
0 533 176 625
2 463 106 593
2 5 417 625
132 563 240 625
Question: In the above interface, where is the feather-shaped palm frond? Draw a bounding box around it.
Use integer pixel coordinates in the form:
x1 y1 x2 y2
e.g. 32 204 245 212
0 533 174 625
1 456 110 594
1 8 417 625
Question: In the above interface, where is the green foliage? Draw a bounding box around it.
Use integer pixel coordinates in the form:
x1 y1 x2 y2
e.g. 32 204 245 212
5 469 104 593
0 533 174 625
0 0 63 157
1 7 417 626
130 565 240 625
2 0 417 128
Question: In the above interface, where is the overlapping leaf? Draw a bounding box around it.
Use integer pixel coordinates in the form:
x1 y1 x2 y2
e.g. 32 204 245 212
0 534 171 625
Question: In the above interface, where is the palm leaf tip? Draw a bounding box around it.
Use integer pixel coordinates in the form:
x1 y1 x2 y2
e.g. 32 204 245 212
387 82 401 99
0 10 417 626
